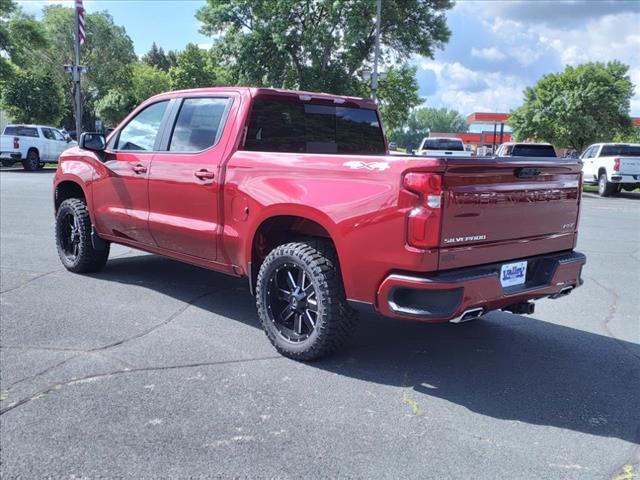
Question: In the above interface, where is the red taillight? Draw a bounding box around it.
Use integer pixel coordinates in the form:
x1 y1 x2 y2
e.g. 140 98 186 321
403 172 443 249
13 137 19 149
613 158 620 172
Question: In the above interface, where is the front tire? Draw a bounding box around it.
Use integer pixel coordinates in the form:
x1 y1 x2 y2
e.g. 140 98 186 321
598 172 616 197
256 240 357 361
55 198 110 273
22 149 40 171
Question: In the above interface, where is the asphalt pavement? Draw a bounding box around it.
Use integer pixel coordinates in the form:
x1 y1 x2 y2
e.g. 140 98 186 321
1 166 639 479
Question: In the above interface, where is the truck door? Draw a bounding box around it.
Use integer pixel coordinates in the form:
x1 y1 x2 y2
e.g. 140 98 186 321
147 95 237 261
92 100 170 245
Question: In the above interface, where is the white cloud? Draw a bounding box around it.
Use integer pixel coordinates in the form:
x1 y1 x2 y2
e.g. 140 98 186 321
420 62 526 115
471 47 506 62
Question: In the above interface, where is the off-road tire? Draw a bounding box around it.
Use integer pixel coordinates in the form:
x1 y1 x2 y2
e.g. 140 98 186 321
598 172 617 197
55 198 110 273
256 240 357 361
22 149 40 171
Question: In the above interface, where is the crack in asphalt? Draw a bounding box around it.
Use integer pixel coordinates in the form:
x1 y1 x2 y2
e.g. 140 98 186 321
0 248 136 295
0 354 283 416
586 276 640 363
0 285 235 401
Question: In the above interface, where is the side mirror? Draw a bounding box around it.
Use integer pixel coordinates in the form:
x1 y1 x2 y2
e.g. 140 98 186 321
65 136 72 143
80 132 106 152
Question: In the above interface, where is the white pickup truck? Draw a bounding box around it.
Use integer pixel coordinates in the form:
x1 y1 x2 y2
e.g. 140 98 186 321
417 137 473 157
581 143 640 196
0 124 77 171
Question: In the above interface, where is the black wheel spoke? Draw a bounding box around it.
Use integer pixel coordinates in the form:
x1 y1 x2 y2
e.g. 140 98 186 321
266 262 319 343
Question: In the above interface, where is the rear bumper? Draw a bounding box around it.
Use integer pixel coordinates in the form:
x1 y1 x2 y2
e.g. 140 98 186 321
609 174 640 184
0 152 22 160
376 250 586 322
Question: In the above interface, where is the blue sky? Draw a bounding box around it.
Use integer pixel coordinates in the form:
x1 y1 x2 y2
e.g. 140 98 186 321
18 0 640 121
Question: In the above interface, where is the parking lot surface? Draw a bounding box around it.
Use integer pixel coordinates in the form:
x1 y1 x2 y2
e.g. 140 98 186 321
1 167 639 479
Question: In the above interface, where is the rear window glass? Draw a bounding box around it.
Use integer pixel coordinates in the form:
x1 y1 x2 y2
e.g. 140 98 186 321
169 97 230 152
600 145 640 157
245 97 385 155
14 127 39 137
423 139 464 151
511 144 557 157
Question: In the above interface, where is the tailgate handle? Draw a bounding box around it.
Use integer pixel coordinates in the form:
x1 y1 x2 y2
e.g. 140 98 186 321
515 167 542 178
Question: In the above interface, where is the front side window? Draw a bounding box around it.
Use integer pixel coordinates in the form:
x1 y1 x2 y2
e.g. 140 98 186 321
42 128 55 140
169 97 230 152
52 129 65 141
245 97 385 155
116 101 169 151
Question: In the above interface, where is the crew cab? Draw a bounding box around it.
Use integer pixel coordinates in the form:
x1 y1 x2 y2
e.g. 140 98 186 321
495 142 557 158
0 124 76 170
417 137 473 157
53 87 585 360
581 143 640 196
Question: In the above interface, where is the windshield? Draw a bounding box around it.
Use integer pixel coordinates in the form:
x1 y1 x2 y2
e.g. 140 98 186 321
511 144 557 157
600 145 640 157
422 139 464 151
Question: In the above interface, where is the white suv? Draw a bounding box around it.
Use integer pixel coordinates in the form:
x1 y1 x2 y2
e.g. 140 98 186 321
0 124 77 171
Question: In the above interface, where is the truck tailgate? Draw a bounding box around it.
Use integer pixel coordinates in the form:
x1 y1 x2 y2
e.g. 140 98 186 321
619 157 640 175
439 157 581 269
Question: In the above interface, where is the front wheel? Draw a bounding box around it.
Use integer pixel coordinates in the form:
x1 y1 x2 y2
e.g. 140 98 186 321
255 240 357 361
598 173 616 197
55 198 110 273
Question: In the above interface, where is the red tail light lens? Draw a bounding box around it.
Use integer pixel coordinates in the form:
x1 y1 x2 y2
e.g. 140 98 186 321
613 158 620 172
13 137 19 149
403 172 443 249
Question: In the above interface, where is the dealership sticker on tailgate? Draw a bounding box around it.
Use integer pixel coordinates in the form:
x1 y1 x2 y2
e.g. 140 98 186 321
500 261 527 288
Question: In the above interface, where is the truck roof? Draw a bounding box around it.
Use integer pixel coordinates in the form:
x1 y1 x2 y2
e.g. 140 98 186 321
147 86 378 110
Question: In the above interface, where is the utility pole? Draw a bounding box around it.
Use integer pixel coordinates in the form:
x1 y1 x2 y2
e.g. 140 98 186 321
371 0 382 102
73 5 82 137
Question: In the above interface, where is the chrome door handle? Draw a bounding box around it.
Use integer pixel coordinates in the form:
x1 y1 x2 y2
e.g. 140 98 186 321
132 164 147 174
194 169 215 180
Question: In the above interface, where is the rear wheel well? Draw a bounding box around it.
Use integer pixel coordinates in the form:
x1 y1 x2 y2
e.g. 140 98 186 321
55 181 85 212
250 215 335 292
598 167 607 178
27 147 39 157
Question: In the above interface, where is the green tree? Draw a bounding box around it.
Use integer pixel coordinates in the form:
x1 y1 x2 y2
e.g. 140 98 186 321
196 0 452 93
613 126 640 144
1 69 64 124
169 43 218 90
0 0 46 81
377 66 421 132
142 42 171 71
388 107 468 149
35 5 136 129
131 62 170 104
509 61 635 152
95 90 134 127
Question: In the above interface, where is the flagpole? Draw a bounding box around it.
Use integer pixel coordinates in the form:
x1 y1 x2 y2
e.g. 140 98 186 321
73 3 82 137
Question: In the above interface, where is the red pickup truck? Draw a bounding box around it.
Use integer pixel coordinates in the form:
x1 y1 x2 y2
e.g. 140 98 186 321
53 87 585 360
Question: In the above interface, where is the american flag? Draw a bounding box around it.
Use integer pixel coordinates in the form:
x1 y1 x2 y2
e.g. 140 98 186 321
76 0 85 45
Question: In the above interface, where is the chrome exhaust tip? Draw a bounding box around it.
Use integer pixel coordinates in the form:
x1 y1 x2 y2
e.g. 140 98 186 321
550 285 574 299
450 307 484 324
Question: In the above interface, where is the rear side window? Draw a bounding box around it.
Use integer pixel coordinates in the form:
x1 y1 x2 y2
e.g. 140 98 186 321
245 97 385 155
600 145 640 157
423 139 464 151
16 127 39 137
511 144 557 157
169 97 231 152
116 100 169 151
3 126 17 136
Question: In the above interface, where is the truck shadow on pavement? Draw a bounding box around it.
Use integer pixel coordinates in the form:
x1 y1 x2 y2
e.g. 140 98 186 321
98 254 640 445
